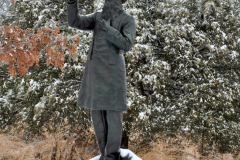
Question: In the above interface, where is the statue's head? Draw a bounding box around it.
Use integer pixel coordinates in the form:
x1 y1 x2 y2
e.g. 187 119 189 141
101 0 127 20
104 0 127 4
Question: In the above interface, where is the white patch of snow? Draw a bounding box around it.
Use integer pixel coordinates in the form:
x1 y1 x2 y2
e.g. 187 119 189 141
32 8 38 12
139 112 145 119
89 155 100 160
181 126 189 131
220 45 227 50
35 101 45 110
210 45 215 50
127 99 132 107
28 79 40 91
89 149 142 160
38 15 43 21
230 51 239 59
120 149 141 160
0 98 6 103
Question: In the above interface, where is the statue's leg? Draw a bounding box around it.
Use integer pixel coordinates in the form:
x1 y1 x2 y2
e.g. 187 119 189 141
91 110 108 158
105 110 123 160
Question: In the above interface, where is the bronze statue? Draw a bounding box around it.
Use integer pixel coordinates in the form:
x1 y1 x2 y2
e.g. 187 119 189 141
67 0 136 159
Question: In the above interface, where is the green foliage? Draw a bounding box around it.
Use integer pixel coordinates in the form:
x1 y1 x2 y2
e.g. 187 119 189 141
123 0 240 154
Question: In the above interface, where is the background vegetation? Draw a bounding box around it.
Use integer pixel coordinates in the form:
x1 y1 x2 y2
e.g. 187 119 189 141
0 0 240 158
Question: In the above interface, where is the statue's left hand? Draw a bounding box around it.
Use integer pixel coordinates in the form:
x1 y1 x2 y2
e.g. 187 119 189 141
99 19 110 32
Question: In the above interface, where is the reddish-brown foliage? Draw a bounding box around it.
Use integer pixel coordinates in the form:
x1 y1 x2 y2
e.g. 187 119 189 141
0 26 80 77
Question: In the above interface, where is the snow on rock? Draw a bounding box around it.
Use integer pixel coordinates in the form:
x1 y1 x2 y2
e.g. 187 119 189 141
120 149 141 160
90 155 101 160
89 148 142 160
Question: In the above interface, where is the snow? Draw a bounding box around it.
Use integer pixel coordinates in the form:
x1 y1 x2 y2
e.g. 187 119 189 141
220 45 227 50
230 51 239 59
139 112 145 119
0 98 6 103
35 98 46 110
89 149 142 160
28 79 40 91
127 99 133 107
38 15 43 21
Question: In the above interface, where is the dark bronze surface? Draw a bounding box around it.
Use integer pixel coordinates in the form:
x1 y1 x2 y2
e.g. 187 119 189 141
67 0 136 112
67 1 136 159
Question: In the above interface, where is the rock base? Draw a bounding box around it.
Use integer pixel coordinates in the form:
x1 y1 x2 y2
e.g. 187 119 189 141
89 148 142 160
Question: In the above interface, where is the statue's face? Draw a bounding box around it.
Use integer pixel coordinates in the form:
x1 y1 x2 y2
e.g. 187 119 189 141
104 1 116 7
102 0 122 20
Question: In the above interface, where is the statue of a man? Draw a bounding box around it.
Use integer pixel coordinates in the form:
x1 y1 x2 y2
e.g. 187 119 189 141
67 0 136 159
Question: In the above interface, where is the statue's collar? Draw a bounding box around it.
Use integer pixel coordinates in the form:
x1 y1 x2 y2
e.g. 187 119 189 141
112 9 124 20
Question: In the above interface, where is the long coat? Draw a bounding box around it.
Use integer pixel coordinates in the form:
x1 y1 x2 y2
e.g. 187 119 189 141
67 1 136 111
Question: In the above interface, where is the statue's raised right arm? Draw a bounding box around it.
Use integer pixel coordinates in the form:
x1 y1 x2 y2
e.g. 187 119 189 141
67 0 96 31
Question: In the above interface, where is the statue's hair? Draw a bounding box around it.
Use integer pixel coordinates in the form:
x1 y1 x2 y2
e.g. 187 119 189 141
101 0 124 20
122 0 127 3
105 0 127 4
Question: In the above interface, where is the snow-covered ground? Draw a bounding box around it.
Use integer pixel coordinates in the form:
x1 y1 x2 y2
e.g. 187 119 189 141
90 148 142 160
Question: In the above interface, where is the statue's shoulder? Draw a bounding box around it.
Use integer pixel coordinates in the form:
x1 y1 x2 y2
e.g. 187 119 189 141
121 10 135 22
122 10 133 18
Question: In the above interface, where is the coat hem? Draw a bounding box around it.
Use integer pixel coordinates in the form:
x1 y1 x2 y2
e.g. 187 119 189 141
76 104 127 112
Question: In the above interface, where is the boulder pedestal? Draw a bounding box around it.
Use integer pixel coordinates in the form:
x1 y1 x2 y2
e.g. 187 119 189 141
89 148 142 160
